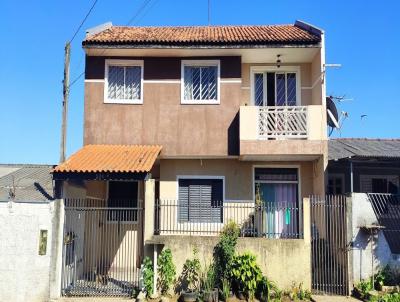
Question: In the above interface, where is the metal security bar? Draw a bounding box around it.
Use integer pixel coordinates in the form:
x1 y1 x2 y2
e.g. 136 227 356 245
311 195 349 296
155 200 303 238
61 198 143 297
367 193 400 253
259 106 308 139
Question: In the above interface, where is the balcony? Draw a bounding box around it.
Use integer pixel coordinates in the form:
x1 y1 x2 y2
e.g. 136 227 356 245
239 105 327 160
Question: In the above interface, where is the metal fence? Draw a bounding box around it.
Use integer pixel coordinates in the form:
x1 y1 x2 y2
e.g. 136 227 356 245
62 198 143 297
310 195 349 296
367 193 400 254
155 199 303 238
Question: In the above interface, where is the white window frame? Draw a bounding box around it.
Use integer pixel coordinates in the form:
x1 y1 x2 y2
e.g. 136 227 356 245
250 66 301 106
176 175 225 226
104 59 144 104
181 60 221 105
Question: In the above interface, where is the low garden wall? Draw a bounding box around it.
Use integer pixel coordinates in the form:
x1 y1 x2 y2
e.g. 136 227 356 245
152 235 311 290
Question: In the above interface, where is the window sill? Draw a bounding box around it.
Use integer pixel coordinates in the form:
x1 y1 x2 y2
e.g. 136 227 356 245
104 99 143 105
181 100 220 105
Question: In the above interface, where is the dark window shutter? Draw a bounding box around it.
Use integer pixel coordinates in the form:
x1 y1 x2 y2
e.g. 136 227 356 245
178 180 189 222
178 179 223 223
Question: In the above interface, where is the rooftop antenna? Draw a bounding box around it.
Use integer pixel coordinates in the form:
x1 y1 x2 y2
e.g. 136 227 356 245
208 0 211 25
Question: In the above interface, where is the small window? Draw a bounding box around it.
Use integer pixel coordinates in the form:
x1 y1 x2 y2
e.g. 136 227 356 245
107 181 139 222
105 60 143 104
182 60 220 104
252 70 298 106
178 178 223 223
327 175 344 195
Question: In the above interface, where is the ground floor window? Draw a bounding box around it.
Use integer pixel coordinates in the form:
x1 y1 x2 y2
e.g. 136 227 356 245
360 175 399 194
178 178 223 223
254 167 300 238
327 174 344 195
107 181 138 221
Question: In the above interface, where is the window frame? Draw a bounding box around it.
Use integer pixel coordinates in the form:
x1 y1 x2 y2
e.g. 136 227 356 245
104 59 144 104
176 175 225 224
181 60 221 105
250 66 301 106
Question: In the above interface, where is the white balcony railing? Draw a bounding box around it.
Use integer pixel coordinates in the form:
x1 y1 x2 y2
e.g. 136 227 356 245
259 106 308 139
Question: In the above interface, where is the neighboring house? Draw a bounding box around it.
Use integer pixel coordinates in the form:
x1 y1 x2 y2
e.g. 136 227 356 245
328 138 400 194
53 20 328 296
0 164 60 302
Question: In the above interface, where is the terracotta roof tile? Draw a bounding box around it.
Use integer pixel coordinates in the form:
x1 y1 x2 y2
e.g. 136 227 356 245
83 24 320 46
53 145 162 173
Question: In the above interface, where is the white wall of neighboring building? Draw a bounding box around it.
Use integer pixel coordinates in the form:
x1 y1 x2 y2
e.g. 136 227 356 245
351 193 400 283
0 200 56 302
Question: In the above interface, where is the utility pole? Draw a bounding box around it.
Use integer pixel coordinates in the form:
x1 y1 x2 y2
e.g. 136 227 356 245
208 0 211 25
59 42 71 163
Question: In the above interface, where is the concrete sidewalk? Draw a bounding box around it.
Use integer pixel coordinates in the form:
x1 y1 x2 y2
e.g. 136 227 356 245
312 295 360 302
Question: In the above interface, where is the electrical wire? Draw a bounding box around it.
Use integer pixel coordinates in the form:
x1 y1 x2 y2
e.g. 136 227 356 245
70 0 99 43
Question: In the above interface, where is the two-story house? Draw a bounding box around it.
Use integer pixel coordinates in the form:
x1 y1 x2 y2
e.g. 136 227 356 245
53 21 328 297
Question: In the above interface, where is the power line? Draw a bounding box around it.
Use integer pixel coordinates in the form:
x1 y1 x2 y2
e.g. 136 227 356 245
69 71 85 89
70 0 99 43
127 0 153 25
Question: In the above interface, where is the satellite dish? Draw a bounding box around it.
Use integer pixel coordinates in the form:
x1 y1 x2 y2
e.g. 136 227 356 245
327 96 340 128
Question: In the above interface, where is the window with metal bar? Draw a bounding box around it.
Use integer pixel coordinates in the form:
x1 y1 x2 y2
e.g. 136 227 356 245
253 71 297 106
105 60 143 104
182 61 219 104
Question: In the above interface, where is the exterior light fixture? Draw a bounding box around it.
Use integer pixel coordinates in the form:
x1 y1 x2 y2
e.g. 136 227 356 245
276 54 281 68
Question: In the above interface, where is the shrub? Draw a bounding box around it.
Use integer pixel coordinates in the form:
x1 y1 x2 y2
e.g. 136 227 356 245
182 248 201 292
221 278 231 301
158 248 176 296
257 276 279 302
214 221 240 284
142 256 154 296
230 252 262 300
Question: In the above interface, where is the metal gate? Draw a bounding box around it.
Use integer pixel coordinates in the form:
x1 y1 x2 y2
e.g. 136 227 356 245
310 195 349 295
61 198 143 297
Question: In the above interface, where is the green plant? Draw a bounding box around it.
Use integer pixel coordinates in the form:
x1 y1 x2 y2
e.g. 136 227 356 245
257 276 279 302
142 256 154 296
220 278 231 301
230 252 262 300
158 248 176 296
201 264 216 292
213 221 240 284
182 248 201 292
354 279 374 300
287 283 311 301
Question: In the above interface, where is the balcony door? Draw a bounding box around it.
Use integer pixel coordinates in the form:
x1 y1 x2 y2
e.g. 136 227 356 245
251 67 300 106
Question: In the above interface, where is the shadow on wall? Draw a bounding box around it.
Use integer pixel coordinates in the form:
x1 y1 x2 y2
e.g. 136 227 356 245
228 112 239 156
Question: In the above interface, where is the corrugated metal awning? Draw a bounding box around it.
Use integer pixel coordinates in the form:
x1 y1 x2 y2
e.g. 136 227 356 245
53 144 162 180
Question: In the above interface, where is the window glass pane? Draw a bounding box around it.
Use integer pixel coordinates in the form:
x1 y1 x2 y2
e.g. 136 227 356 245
125 66 141 100
184 66 200 100
254 73 264 106
201 66 218 100
372 178 388 193
108 66 124 99
276 73 286 106
266 73 275 106
286 73 297 106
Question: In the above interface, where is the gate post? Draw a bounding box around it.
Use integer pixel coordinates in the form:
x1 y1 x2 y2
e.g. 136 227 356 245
303 197 311 244
346 195 353 296
144 179 155 243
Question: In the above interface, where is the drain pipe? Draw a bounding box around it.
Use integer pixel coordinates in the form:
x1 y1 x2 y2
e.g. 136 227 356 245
153 244 158 296
350 158 354 193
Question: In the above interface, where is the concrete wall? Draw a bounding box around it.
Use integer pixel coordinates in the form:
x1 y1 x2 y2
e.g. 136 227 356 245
0 200 57 302
152 198 311 290
350 193 400 283
159 159 321 201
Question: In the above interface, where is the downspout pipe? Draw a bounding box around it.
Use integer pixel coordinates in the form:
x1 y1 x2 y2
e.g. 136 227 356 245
349 158 354 193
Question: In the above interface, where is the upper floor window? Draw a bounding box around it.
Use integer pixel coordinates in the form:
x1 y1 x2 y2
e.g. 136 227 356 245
181 60 220 104
251 67 300 106
104 60 143 104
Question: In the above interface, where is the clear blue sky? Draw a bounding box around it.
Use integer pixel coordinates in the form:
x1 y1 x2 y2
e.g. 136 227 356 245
0 0 399 164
